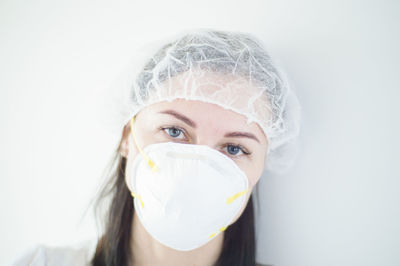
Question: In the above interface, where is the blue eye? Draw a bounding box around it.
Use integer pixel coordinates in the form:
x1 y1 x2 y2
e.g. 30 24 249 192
227 145 241 155
224 144 251 157
164 127 184 139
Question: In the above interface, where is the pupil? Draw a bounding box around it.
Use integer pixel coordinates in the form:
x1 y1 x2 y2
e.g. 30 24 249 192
169 128 180 137
227 145 240 155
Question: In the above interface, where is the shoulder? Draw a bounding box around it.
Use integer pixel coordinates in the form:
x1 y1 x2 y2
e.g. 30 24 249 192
11 240 97 266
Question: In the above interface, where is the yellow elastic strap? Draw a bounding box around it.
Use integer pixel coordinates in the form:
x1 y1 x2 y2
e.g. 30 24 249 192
131 192 144 208
226 189 249 204
130 117 158 172
208 226 228 239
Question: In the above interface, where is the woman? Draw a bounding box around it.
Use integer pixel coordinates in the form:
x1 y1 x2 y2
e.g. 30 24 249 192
13 29 301 266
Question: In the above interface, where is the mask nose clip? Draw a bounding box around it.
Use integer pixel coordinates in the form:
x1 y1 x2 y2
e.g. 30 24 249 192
166 151 208 160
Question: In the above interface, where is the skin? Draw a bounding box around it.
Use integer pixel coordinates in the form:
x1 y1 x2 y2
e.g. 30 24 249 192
118 73 269 266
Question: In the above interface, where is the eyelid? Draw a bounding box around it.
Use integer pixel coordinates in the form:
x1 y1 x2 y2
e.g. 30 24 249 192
222 143 251 157
161 125 190 141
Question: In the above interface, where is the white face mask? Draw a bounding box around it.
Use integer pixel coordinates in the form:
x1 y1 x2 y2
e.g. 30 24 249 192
127 117 249 251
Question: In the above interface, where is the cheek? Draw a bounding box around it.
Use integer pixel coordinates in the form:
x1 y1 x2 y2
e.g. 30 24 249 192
124 126 164 191
241 160 264 188
124 123 158 189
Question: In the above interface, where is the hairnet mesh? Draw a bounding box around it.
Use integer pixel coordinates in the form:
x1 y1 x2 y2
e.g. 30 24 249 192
109 29 301 174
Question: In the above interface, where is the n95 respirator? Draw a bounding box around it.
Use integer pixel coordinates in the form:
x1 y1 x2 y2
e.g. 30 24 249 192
127 140 249 251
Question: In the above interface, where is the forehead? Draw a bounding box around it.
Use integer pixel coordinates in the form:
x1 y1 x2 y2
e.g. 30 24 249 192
139 99 267 144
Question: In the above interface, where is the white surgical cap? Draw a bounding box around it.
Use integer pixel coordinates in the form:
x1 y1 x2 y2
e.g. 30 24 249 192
108 28 301 174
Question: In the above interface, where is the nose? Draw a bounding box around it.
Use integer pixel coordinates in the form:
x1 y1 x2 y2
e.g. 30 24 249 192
192 132 221 151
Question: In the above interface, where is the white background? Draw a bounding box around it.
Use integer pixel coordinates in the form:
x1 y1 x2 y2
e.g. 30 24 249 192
1 0 399 265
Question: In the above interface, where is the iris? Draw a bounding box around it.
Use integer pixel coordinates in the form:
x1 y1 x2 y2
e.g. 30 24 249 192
227 145 240 155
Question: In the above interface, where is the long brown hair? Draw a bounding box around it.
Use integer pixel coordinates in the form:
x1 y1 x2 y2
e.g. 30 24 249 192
90 138 257 266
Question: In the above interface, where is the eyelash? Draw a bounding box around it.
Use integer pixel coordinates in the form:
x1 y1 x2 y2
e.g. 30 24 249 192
159 126 251 157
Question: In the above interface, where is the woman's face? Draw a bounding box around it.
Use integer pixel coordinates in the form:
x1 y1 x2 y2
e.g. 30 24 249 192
120 98 268 224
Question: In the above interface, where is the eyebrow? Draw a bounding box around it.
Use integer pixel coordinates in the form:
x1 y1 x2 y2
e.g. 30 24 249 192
224 132 260 143
158 109 260 143
158 110 197 128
